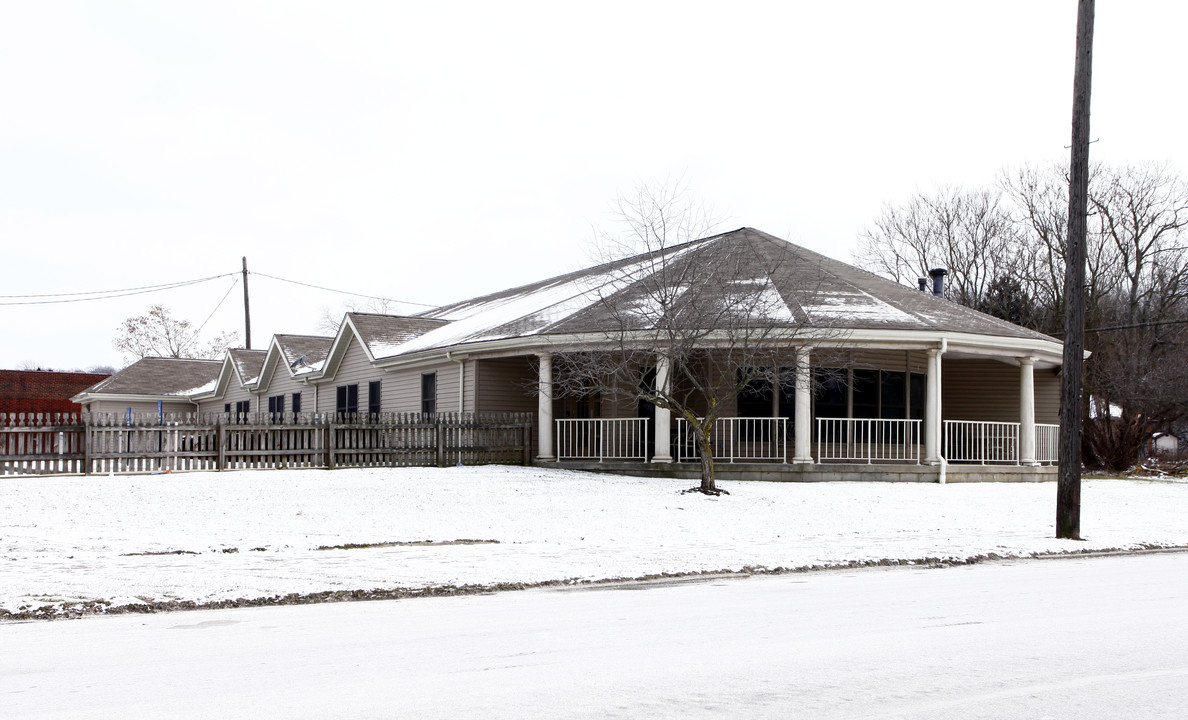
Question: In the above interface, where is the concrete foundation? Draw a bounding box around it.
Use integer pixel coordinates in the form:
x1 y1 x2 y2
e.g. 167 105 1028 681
550 461 1058 483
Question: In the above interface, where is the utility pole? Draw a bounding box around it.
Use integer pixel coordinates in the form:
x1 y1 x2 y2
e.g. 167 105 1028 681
1058 0 1094 540
242 256 252 350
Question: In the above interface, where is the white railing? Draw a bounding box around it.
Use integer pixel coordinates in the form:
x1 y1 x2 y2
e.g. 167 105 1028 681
1034 423 1059 465
675 417 788 463
943 420 1019 464
815 418 922 463
555 418 649 462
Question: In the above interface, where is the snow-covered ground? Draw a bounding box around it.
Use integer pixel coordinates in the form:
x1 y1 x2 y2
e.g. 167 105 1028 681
2 466 1186 619
5 553 1188 719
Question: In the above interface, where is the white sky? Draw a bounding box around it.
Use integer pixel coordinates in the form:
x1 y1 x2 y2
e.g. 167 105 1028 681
3 1 1186 370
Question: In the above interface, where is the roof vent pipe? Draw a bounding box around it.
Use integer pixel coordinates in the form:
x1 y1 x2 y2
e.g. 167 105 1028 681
929 268 947 298
917 278 929 292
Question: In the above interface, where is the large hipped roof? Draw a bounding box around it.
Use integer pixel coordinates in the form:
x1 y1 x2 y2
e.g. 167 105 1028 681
362 227 1054 360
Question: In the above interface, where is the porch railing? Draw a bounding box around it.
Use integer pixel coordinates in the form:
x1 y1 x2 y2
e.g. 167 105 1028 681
674 417 788 463
943 420 1019 464
1034 423 1059 465
816 418 922 463
555 418 649 461
549 417 1060 466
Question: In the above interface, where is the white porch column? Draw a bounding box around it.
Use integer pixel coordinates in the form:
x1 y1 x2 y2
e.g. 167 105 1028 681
793 346 813 464
652 355 673 463
536 352 555 462
1019 356 1037 466
924 348 941 464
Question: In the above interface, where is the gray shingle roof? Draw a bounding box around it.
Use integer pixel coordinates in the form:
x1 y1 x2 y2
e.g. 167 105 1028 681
82 357 222 397
392 228 1053 356
347 313 450 359
228 349 267 385
274 335 333 371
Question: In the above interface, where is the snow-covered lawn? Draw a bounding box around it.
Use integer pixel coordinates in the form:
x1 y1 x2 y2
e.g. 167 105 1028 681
2 466 1186 619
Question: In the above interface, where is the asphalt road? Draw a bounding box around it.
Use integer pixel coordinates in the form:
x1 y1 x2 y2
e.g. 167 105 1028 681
3 552 1187 719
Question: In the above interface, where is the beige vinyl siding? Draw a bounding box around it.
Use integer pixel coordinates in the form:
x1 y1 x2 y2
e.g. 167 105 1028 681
475 357 536 414
317 337 383 415
377 360 463 414
85 400 195 415
942 358 1059 424
196 375 256 415
850 350 914 372
256 369 310 415
1034 368 1060 424
221 379 256 414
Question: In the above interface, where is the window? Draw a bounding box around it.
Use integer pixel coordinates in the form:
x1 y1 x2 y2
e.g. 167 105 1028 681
234 399 250 424
852 369 879 419
336 384 358 418
881 371 907 420
421 373 436 415
368 380 382 418
737 372 773 418
291 392 302 414
268 394 285 422
909 373 925 420
814 368 848 419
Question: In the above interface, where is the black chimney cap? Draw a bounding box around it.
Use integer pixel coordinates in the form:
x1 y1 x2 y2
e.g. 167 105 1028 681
929 267 948 278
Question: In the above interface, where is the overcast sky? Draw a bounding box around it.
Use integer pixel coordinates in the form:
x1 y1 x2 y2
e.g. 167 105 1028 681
3 1 1186 371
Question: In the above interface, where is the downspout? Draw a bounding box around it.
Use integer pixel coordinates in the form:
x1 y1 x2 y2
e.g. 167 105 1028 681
938 338 948 485
447 352 465 412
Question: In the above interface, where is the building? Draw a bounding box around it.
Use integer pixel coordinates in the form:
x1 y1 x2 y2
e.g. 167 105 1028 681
1 369 112 417
74 228 1065 480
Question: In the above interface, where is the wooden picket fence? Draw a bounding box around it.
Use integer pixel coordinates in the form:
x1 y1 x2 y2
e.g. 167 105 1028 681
0 412 534 476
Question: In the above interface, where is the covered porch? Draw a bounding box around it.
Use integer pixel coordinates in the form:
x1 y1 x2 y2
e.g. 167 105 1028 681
531 340 1062 482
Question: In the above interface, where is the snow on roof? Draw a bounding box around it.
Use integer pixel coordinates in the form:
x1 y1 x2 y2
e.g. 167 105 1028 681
167 377 218 397
801 289 925 325
229 349 266 386
381 239 711 356
275 335 333 371
359 228 1057 362
80 357 222 397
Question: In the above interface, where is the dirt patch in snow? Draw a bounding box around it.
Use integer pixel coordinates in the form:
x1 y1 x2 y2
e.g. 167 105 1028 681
314 539 500 551
6 544 1186 623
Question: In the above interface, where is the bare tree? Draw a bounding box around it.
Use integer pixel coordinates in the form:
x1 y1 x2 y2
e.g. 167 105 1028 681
555 186 834 495
866 161 1188 472
113 304 238 364
316 297 403 335
855 187 1025 308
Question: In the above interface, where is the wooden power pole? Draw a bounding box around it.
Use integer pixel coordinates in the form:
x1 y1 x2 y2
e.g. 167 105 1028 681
242 256 252 350
1058 0 1095 540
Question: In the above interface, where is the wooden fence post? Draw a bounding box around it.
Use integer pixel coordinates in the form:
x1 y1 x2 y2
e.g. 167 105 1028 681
435 416 445 468
217 417 227 471
326 420 336 470
522 420 531 466
83 415 93 476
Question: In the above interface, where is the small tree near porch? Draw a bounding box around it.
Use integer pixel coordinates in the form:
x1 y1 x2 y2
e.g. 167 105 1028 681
553 191 835 495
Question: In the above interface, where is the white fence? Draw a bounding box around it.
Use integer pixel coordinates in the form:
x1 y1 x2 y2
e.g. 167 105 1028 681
1034 423 1059 465
555 418 649 461
943 420 1019 464
675 417 788 463
550 417 1059 466
815 418 922 463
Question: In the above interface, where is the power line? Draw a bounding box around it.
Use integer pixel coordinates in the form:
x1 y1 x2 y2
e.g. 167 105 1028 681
1049 318 1188 336
251 271 437 309
187 276 241 343
0 274 237 306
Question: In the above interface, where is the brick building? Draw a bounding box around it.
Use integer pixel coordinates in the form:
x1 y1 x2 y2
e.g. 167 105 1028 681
0 369 112 416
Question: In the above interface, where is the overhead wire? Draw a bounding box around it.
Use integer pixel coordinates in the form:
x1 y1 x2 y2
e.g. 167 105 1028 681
0 274 237 306
251 271 437 309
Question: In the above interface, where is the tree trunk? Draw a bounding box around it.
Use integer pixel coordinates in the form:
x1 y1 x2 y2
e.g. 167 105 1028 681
694 421 718 494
